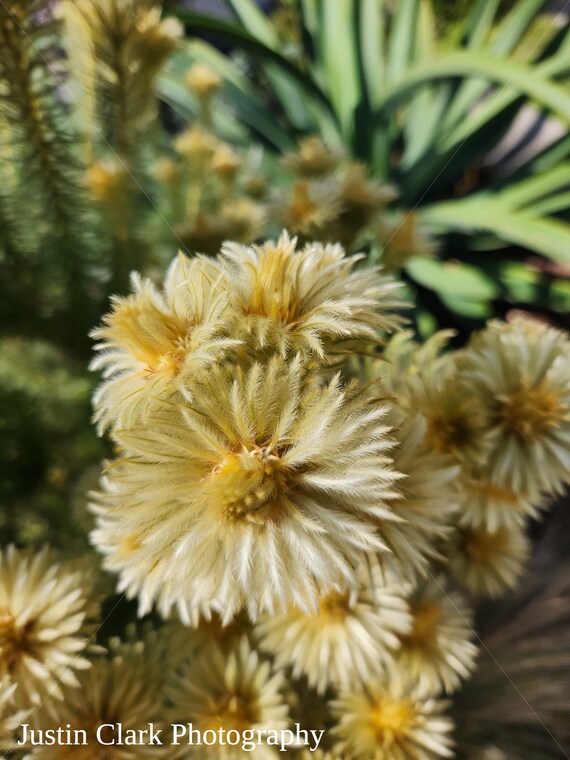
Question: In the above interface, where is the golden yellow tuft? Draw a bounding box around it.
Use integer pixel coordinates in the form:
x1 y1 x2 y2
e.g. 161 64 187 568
281 135 344 178
26 636 168 760
185 63 222 99
167 637 289 758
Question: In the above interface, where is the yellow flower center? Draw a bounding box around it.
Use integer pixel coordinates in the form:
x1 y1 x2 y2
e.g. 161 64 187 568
210 445 291 524
495 384 562 441
108 300 193 378
371 697 414 743
0 609 34 675
424 410 476 456
461 527 509 562
402 602 441 649
318 591 352 621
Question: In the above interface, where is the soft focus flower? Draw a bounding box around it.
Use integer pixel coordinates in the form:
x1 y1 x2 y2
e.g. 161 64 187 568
377 212 438 271
281 136 343 178
271 179 341 238
91 254 237 432
26 636 168 760
377 406 459 577
447 523 530 598
331 675 454 759
185 63 222 99
174 126 220 163
90 357 400 622
0 546 99 709
85 159 128 203
461 317 570 498
256 565 411 694
396 580 478 695
221 232 405 359
167 637 289 759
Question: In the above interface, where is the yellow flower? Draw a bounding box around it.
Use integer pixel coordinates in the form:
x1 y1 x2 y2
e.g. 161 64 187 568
90 357 400 621
185 63 222 99
222 232 405 359
271 179 341 238
26 636 168 760
91 254 238 432
396 580 478 695
376 405 460 578
256 565 411 694
458 469 541 531
377 212 438 271
331 675 454 759
281 136 344 178
448 523 529 598
0 546 99 709
167 637 289 759
461 317 570 498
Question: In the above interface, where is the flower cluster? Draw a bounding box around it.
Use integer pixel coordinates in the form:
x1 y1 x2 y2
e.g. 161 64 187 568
5 231 569 760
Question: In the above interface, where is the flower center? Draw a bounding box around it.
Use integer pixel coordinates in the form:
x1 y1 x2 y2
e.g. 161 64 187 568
461 527 509 562
495 384 562 441
210 445 291 524
318 591 352 621
371 697 413 742
0 609 34 675
401 602 441 649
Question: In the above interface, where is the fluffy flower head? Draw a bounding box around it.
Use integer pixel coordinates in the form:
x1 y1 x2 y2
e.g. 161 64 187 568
91 254 237 431
395 580 478 695
256 565 411 694
331 675 454 760
167 637 288 759
222 232 404 359
461 317 570 497
0 546 98 708
90 357 400 621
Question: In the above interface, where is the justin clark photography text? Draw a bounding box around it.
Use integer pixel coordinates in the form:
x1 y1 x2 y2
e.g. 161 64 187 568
18 723 326 753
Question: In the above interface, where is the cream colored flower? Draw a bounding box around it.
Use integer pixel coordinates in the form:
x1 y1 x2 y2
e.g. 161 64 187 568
26 636 168 760
0 546 99 709
461 317 570 498
281 136 343 178
221 232 405 359
167 637 289 759
256 565 411 694
376 405 459 578
377 212 438 271
185 63 222 99
396 580 478 695
331 675 454 759
271 180 342 237
90 357 400 622
91 254 238 432
447 523 530 598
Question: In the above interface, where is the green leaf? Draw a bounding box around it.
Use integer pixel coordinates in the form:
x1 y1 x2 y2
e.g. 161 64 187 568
225 0 279 48
357 0 386 109
382 51 570 126
493 165 570 211
406 257 499 300
421 201 570 265
318 0 361 138
464 0 501 49
386 0 419 84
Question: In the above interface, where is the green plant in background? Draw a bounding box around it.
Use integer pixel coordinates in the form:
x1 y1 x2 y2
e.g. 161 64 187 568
160 0 570 329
